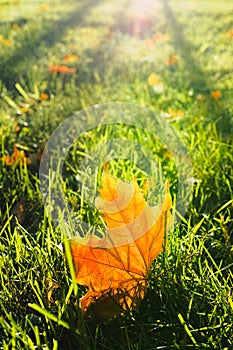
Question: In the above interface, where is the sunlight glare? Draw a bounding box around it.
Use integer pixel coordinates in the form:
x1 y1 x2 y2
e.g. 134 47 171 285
129 0 156 17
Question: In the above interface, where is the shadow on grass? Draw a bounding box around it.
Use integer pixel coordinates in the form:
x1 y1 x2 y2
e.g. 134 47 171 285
161 0 233 139
0 17 28 27
0 0 101 89
161 0 208 90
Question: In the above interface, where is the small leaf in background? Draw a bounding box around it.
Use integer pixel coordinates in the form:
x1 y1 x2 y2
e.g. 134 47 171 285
144 38 154 48
69 168 172 322
91 39 100 47
2 145 31 166
12 23 19 30
144 33 169 48
165 54 179 65
168 108 184 120
187 1 196 9
154 33 169 41
63 54 78 63
13 121 29 136
211 90 222 100
0 35 12 46
14 123 21 135
226 29 233 38
41 3 49 11
49 64 76 74
39 92 49 100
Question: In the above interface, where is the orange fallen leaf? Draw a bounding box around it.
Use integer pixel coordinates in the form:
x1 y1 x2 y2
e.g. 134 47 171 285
49 64 76 74
168 109 184 120
144 38 154 48
2 146 31 166
211 90 222 100
226 29 233 38
0 37 12 46
14 124 21 134
154 33 169 41
40 92 49 100
165 54 179 65
12 23 19 30
63 54 78 63
41 3 49 11
187 1 196 9
5 39 12 46
70 169 172 321
91 39 100 47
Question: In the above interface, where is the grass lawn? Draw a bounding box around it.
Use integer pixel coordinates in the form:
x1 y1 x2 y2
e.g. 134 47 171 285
0 0 233 349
